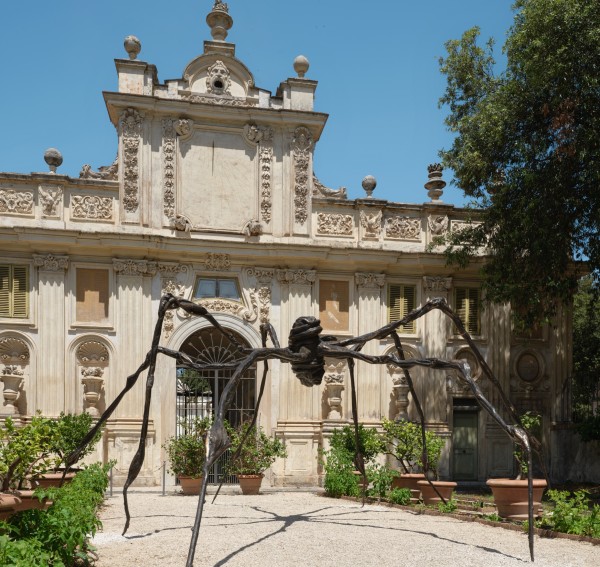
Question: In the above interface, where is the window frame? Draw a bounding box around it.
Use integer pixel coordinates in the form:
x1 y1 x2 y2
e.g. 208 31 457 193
193 276 242 302
69 263 114 330
386 281 419 335
0 263 30 320
452 286 482 337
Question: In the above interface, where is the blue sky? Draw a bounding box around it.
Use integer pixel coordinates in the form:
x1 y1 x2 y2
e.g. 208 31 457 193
0 1 514 205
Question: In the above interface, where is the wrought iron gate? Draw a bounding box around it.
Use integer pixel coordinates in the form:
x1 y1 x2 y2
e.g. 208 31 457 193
177 327 256 483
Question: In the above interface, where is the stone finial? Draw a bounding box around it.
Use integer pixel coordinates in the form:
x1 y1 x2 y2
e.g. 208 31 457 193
425 163 446 202
44 148 63 174
124 35 141 60
206 0 233 41
293 55 310 78
362 175 377 199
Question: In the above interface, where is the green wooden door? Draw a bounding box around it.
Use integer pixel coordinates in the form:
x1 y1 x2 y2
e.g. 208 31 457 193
452 411 478 480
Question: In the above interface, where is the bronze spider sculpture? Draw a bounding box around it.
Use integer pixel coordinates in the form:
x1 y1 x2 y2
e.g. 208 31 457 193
66 294 540 566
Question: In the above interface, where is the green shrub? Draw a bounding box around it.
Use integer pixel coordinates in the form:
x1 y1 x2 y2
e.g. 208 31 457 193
367 464 397 500
331 425 385 467
540 489 600 538
438 499 458 513
388 487 412 505
163 417 211 478
227 422 287 475
0 462 111 565
321 447 359 498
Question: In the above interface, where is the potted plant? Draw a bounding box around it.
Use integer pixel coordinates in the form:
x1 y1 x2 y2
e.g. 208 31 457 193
34 412 102 488
381 418 450 502
486 411 547 520
227 422 287 494
163 416 211 495
412 429 455 505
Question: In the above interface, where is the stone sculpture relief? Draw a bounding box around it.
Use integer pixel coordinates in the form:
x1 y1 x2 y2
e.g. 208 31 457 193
360 210 382 239
205 253 231 271
292 127 313 225
71 195 113 220
79 157 118 181
312 174 347 199
423 276 452 293
246 267 274 324
206 61 232 95
119 108 143 214
276 269 316 286
355 272 386 289
185 94 252 107
385 216 421 240
33 254 69 272
428 214 449 236
242 123 274 225
113 259 157 277
162 119 177 220
39 186 63 217
317 212 353 236
0 188 34 215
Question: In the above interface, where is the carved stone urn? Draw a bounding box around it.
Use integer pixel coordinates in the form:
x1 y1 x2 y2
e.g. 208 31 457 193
1 366 24 415
81 368 104 416
324 361 346 420
391 372 410 421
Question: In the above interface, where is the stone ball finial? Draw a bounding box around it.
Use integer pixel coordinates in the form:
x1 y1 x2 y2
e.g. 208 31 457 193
425 163 446 202
124 35 141 60
44 148 63 174
362 175 377 198
293 55 310 78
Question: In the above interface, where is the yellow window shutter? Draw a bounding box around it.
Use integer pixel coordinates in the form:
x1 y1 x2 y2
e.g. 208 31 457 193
388 284 417 333
455 287 480 335
0 265 9 317
467 288 481 335
11 265 29 318
388 284 402 323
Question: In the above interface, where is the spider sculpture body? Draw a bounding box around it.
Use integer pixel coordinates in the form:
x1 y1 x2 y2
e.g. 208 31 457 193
67 294 539 566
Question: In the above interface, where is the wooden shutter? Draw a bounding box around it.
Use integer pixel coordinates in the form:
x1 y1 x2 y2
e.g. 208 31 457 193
388 284 417 333
0 265 10 317
455 287 480 335
11 265 29 318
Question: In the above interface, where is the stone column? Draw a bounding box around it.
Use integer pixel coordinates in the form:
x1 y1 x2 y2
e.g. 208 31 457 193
421 276 452 423
355 273 385 421
34 254 69 416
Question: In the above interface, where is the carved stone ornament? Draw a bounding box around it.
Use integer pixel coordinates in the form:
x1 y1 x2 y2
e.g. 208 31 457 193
206 61 232 95
0 337 30 363
33 254 69 272
428 214 449 236
355 273 386 289
197 296 257 322
312 174 347 199
39 185 63 217
324 360 346 419
243 123 273 145
205 253 231 271
454 348 482 381
161 278 186 338
256 287 271 324
292 127 313 225
260 146 273 224
0 188 34 215
162 119 177 220
71 195 113 220
246 267 275 285
113 259 157 277
385 216 421 240
76 341 109 365
243 219 262 236
276 269 317 286
360 210 382 239
81 366 104 378
158 263 188 276
175 119 193 137
185 94 252 107
423 276 452 293
1 368 24 416
317 213 354 236
79 157 118 181
119 108 143 213
173 214 192 232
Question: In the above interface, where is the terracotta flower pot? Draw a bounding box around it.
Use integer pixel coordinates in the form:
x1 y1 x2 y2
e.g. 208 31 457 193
178 475 203 495
417 480 457 505
13 490 53 512
391 473 426 502
0 492 22 521
486 478 547 520
238 474 263 495
32 471 77 489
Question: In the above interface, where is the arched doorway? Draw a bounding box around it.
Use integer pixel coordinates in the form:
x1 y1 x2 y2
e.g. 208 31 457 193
178 327 256 483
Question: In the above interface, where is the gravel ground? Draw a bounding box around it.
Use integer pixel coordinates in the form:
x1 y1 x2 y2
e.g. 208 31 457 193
93 489 597 567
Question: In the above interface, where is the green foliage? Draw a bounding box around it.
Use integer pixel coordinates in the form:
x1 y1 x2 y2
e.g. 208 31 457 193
438 0 600 325
514 411 541 479
227 422 287 475
540 490 600 538
381 419 445 478
485 512 502 522
163 417 211 478
50 412 102 469
388 487 412 506
0 462 111 566
438 499 458 513
366 463 397 500
330 424 385 468
321 446 359 499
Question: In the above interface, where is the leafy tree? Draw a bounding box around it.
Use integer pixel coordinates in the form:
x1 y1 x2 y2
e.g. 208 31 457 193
438 0 600 327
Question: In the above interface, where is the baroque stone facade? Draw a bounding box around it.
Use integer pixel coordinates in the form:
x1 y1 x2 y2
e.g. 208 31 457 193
0 3 582 489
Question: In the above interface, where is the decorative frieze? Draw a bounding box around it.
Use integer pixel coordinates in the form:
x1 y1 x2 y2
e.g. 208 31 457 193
246 267 275 285
360 210 382 239
428 214 449 236
197 296 257 322
71 195 113 220
119 108 143 214
33 254 69 272
205 253 231 271
355 273 385 289
292 127 313 225
317 213 353 236
423 276 452 293
0 188 34 215
276 269 317 286
162 119 177 220
185 94 252 107
158 263 188 276
113 259 157 277
39 185 63 217
384 216 421 240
